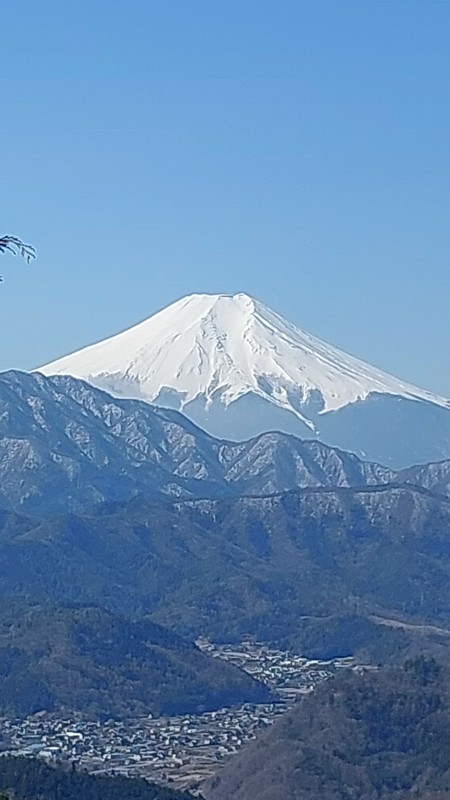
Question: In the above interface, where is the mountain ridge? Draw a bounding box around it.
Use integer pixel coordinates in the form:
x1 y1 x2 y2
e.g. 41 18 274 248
0 370 396 515
3 370 450 517
3 479 450 647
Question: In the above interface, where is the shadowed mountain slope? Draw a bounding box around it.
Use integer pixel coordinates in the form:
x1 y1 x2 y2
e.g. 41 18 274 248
2 484 450 649
206 660 450 800
0 755 194 800
0 601 270 718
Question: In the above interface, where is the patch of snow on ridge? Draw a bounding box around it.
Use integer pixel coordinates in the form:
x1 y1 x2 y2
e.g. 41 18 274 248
37 292 450 418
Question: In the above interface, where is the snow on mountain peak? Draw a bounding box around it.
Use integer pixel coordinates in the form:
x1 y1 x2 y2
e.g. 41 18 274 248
38 292 450 428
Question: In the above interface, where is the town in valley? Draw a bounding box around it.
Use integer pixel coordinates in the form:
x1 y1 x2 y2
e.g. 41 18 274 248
0 641 365 793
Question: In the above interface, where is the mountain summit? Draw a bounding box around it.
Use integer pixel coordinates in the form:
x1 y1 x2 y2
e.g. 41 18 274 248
38 292 450 467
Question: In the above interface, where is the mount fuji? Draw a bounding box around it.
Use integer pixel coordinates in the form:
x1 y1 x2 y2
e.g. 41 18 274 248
38 292 450 467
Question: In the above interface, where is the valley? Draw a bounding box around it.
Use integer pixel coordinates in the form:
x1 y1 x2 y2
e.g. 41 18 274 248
0 642 355 793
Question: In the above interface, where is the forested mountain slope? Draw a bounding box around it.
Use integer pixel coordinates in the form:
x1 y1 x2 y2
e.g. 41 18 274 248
207 659 450 800
2 484 450 652
0 602 270 718
0 756 194 800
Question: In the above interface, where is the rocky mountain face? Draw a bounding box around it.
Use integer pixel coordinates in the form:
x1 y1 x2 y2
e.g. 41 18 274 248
39 292 450 468
399 458 450 498
0 370 395 515
220 433 395 495
0 370 227 513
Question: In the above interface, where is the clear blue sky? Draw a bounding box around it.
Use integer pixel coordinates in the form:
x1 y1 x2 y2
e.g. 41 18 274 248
2 0 450 395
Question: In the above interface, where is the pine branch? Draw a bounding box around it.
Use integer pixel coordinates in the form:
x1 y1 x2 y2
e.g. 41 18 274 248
0 235 36 263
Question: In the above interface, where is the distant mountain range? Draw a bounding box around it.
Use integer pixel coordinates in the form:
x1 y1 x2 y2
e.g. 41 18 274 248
39 292 450 467
0 370 392 514
2 370 450 516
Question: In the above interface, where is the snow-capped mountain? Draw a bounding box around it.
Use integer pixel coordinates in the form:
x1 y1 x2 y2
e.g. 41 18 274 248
38 292 450 467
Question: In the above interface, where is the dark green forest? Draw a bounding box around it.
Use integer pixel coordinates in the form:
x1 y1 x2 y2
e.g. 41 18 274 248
4 486 450 653
0 756 194 800
0 601 269 718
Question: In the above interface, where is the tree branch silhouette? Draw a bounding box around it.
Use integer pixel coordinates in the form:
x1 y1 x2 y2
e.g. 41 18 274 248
0 235 36 280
